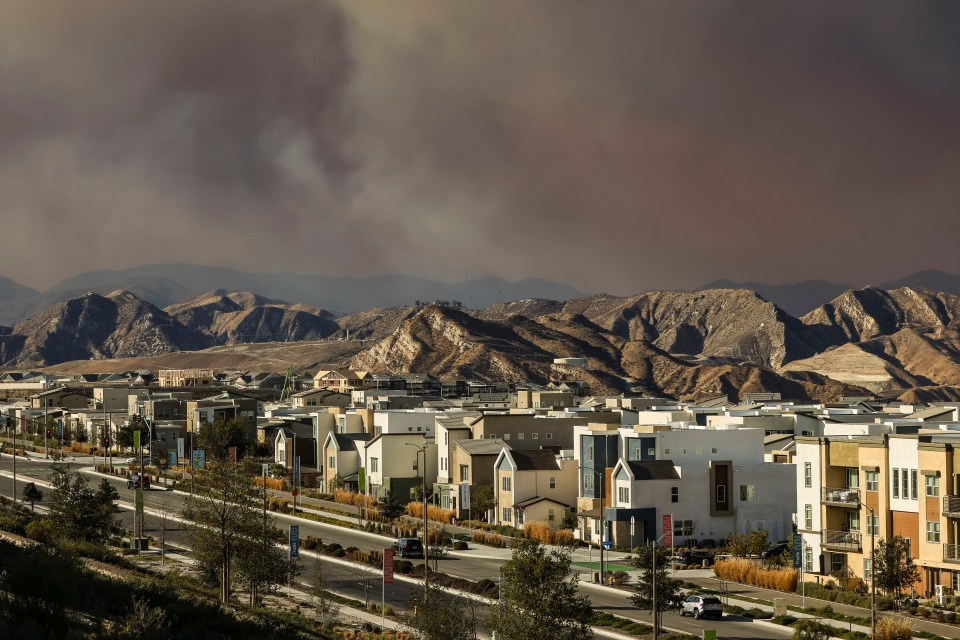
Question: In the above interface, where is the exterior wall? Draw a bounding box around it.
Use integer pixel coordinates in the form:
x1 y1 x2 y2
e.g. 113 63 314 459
159 369 214 387
94 388 131 412
474 413 616 450
374 410 436 436
795 439 824 573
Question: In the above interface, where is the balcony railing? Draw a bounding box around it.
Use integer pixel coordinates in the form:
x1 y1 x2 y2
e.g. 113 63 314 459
821 529 862 551
944 544 960 563
821 487 861 507
943 496 960 517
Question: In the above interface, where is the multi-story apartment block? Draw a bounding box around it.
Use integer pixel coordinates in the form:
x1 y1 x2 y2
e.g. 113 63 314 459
796 431 960 598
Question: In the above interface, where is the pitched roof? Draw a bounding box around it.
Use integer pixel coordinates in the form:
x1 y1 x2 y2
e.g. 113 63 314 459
514 495 570 509
457 438 509 456
907 406 955 421
625 460 680 480
510 449 560 471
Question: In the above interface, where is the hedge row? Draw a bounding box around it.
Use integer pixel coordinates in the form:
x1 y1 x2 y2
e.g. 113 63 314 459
714 558 798 592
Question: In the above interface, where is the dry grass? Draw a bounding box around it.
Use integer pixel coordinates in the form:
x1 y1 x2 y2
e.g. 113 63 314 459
333 489 377 509
524 521 555 544
713 558 798 592
471 530 507 548
406 502 455 524
554 529 575 545
253 476 288 491
875 617 912 640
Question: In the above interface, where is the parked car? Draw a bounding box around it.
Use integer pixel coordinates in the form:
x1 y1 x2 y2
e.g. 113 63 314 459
762 542 789 560
681 595 724 620
124 457 138 465
392 537 424 558
126 474 151 490
681 549 715 565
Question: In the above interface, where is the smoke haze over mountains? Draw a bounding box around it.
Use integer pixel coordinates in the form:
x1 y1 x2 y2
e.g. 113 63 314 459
2 1 958 293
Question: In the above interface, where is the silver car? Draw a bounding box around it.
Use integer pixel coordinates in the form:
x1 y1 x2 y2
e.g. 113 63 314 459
681 595 723 620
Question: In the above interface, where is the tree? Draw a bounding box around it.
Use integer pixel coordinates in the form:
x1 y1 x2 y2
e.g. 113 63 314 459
196 417 249 462
488 537 593 640
184 459 287 603
311 557 340 628
378 491 407 521
408 585 477 640
630 543 685 633
47 465 120 544
470 484 495 521
21 482 43 512
873 536 920 601
724 530 769 558
154 453 170 485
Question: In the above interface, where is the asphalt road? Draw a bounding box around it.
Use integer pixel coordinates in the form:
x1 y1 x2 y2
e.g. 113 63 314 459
0 454 792 639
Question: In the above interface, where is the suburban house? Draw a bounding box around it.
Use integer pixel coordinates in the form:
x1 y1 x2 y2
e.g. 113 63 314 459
322 432 372 492
494 448 578 529
31 388 92 410
361 432 436 500
291 388 351 409
436 437 509 518
313 369 372 393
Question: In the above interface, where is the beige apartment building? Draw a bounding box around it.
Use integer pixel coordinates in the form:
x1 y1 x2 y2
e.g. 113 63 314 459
796 433 960 598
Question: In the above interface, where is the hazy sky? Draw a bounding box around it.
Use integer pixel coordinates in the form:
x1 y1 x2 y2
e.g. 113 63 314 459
2 1 958 294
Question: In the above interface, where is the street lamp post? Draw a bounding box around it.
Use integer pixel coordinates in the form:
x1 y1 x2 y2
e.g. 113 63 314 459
650 531 669 640
405 443 429 599
864 503 876 640
578 466 605 582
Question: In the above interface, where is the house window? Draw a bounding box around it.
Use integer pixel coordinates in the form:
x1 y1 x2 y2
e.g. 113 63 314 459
902 469 909 500
517 433 524 440
673 519 694 536
716 484 726 503
370 458 379 473
804 462 812 488
664 448 671 455
594 518 600 535
532 433 539 440
696 447 702 455
545 433 552 439
502 476 511 492
845 468 859 489
739 485 756 501
460 465 469 481
847 512 860 531
831 554 846 574
865 471 878 492
867 515 879 536
647 448 655 457
503 434 510 441
712 447 718 453
671 486 679 503
927 521 941 543
588 444 594 461
502 507 512 522
892 468 900 498
618 486 629 503
805 547 813 572
926 475 940 497
548 509 555 523
804 504 813 530
413 457 419 471
549 477 556 489
864 558 872 581
329 455 336 469
911 470 918 500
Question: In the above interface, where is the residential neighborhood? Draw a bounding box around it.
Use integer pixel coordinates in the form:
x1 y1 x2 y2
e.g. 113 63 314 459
7 366 960 608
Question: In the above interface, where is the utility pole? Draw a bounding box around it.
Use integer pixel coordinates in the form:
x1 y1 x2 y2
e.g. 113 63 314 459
43 398 48 459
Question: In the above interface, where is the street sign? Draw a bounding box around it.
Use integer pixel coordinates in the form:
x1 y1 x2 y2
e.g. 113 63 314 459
602 540 612 550
289 525 300 558
460 482 471 509
168 450 178 467
383 547 394 584
663 514 673 547
56 419 63 438
193 448 205 469
793 533 803 569
630 515 635 536
177 437 184 459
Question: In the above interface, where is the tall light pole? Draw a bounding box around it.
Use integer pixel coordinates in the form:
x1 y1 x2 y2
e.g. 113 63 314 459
406 442 429 599
650 532 668 640
864 502 876 640
578 466 605 582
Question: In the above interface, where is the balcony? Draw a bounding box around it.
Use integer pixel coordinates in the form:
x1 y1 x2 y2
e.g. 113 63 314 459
821 529 862 552
943 496 960 518
944 544 960 564
822 487 860 508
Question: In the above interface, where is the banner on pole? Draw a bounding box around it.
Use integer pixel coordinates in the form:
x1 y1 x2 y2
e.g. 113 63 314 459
663 514 673 547
193 448 205 469
229 446 237 465
460 482 471 509
57 419 63 438
383 547 394 584
289 525 300 558
793 533 803 569
177 437 184 459
133 429 141 450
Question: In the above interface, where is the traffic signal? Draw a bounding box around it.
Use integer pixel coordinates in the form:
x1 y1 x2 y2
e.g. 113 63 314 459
46 429 51 438
103 436 110 447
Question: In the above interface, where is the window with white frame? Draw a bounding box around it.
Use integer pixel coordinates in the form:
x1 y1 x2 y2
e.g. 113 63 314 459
518 433 524 440
329 455 336 469
867 515 879 536
503 433 510 441
902 469 909 500
804 462 812 487
911 470 918 500
460 465 469 481
926 475 940 497
927 521 940 543
370 457 379 473
805 547 813 572
845 468 859 489
502 507 512 522
532 433 539 440
673 519 694 536
548 509 555 523
893 468 900 498
739 485 756 501
502 476 511 491
865 470 878 492
864 558 872 581
549 476 556 489
804 504 813 530
618 486 629 503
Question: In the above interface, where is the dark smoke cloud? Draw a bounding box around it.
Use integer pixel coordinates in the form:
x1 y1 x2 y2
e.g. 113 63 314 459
1 1 959 294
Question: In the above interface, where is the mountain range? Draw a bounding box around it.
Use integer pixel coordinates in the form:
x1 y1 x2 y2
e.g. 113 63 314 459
3 280 960 404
